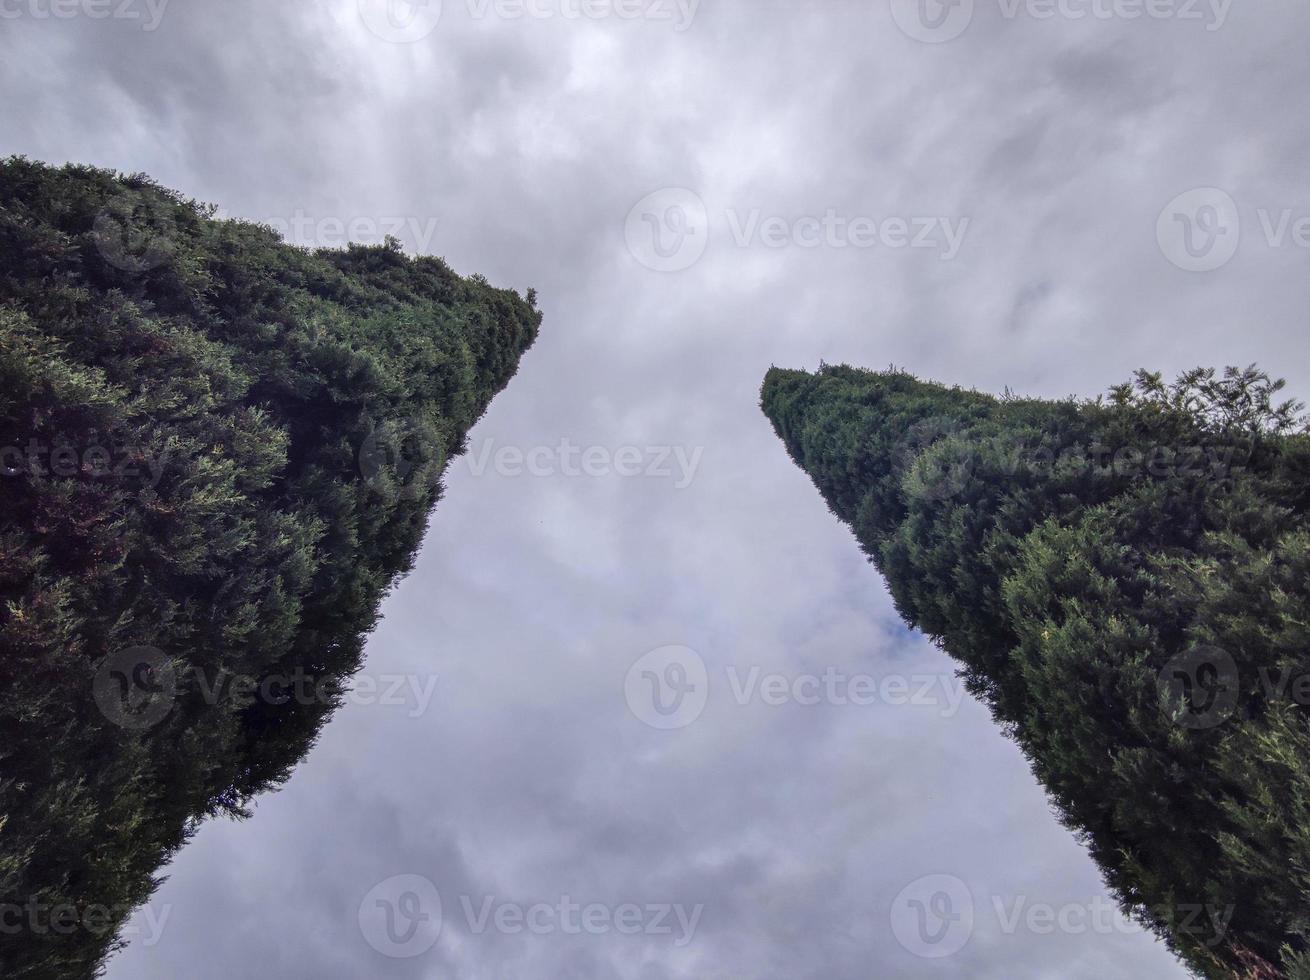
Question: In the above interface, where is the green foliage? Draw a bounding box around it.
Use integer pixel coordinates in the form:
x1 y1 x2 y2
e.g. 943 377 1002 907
762 362 1310 978
1109 366 1308 436
0 158 540 978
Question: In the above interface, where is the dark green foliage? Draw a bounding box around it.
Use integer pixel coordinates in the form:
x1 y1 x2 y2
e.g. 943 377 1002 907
762 362 1310 978
0 158 539 977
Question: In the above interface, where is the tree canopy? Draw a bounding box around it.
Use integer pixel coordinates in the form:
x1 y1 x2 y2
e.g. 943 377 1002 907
763 362 1310 978
0 158 540 978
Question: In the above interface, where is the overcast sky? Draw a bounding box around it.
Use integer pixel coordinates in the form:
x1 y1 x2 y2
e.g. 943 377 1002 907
5 1 1310 976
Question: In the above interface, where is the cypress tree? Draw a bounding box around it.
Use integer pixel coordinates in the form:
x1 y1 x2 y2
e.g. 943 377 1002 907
0 158 540 977
762 362 1310 978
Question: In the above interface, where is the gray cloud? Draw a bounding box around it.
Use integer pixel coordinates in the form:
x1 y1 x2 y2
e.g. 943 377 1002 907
5 0 1307 976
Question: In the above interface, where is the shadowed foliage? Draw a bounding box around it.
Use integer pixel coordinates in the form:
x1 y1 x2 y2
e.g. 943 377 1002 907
0 158 539 977
762 362 1310 978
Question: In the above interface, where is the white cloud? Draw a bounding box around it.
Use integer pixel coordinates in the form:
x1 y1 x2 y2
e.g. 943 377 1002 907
7 1 1306 976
